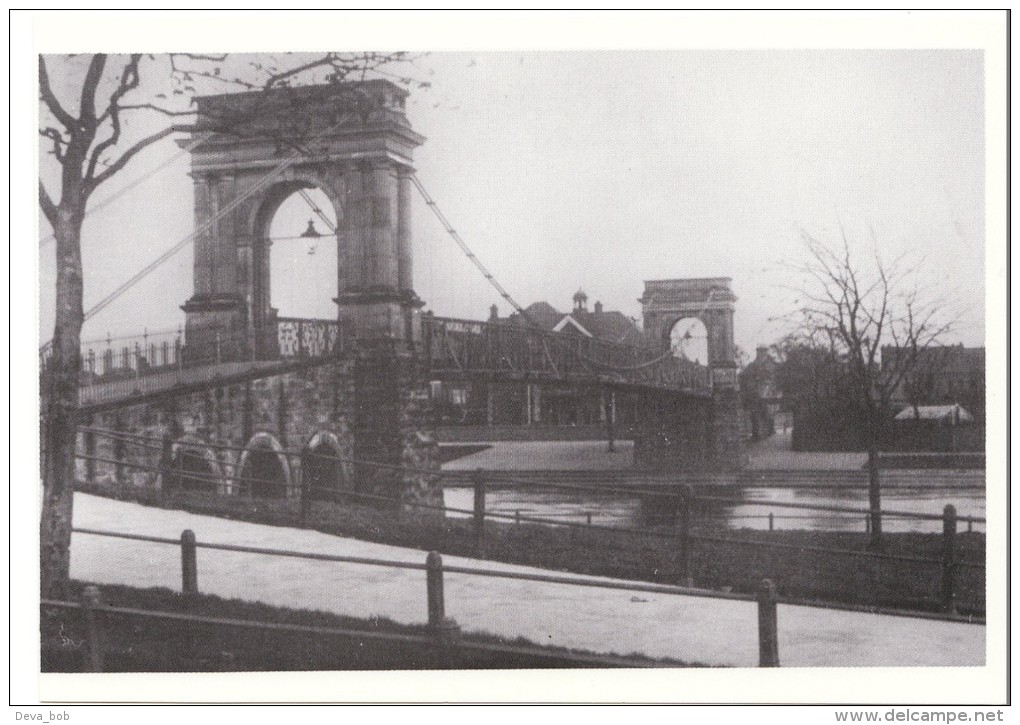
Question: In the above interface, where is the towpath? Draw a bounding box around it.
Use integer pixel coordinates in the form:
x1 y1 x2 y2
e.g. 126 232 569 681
70 493 983 668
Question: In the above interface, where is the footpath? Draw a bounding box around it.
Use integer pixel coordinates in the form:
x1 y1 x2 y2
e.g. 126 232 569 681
70 493 983 668
441 432 868 472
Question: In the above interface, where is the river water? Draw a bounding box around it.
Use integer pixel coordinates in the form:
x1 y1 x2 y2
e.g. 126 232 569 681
442 484 985 534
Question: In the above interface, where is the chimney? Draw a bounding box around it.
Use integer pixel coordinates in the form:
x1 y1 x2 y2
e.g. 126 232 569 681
489 304 499 322
594 301 603 314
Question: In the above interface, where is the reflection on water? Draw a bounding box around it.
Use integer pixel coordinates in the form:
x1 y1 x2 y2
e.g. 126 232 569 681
442 485 985 534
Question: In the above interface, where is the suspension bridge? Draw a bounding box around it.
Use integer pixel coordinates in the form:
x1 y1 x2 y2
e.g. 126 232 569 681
42 79 745 508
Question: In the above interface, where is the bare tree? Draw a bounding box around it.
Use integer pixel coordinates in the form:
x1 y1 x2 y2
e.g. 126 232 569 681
38 52 410 598
789 231 955 548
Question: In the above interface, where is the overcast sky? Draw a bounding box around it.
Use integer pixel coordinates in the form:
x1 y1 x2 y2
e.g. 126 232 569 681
38 49 986 353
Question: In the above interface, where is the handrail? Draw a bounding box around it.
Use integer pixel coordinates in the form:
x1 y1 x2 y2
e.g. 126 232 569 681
69 526 984 624
75 455 985 572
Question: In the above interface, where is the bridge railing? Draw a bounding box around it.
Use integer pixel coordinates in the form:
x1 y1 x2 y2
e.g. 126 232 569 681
43 314 707 394
421 315 711 393
40 318 346 391
274 317 345 359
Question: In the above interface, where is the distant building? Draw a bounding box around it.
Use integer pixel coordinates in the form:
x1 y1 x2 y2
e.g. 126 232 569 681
430 291 644 430
501 291 647 347
882 345 985 421
879 345 984 452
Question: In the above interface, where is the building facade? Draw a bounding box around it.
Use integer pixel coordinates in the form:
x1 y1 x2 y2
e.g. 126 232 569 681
429 291 643 430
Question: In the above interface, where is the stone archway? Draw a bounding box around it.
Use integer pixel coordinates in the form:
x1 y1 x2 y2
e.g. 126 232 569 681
301 431 348 502
180 80 426 359
640 278 737 367
250 176 342 337
668 316 709 365
169 438 224 494
237 432 292 499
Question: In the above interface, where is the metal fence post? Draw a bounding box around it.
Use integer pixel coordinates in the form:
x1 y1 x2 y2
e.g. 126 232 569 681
181 529 198 597
757 579 780 667
768 512 775 532
426 551 461 667
472 469 486 552
941 504 958 614
426 551 445 628
82 585 105 673
677 484 694 587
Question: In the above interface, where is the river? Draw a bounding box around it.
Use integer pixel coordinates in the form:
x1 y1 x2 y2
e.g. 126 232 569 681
442 484 985 533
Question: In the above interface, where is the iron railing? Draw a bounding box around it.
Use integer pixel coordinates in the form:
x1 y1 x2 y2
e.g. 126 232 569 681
42 318 346 374
42 314 709 404
421 315 711 393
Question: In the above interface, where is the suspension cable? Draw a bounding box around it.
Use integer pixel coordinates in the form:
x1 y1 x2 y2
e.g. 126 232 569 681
296 188 337 233
409 172 711 375
578 287 721 373
40 116 357 350
409 173 541 329
39 132 214 249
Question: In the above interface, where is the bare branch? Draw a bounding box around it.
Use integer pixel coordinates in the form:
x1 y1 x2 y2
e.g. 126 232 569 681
77 53 108 125
38 56 77 130
86 54 142 183
40 126 68 161
85 123 192 194
114 103 197 117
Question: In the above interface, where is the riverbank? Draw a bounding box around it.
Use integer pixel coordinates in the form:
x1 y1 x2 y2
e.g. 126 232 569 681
43 581 685 671
76 481 985 615
439 432 984 472
63 494 985 668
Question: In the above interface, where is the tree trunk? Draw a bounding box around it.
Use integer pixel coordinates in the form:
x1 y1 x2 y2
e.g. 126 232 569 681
40 207 84 600
867 444 883 550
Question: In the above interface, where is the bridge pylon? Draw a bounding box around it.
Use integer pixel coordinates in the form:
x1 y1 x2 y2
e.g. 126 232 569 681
178 80 438 511
635 278 746 473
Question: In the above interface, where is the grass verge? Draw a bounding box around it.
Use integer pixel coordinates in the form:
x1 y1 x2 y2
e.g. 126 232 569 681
76 481 985 616
41 581 691 672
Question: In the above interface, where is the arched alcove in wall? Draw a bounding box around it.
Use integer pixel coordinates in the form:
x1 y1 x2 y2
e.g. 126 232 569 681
302 431 347 502
169 440 223 493
237 432 291 498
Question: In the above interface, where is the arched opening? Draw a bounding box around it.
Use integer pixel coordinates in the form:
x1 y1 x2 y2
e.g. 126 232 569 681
238 434 290 499
302 432 347 503
170 443 221 494
267 187 338 319
252 182 340 335
669 317 709 366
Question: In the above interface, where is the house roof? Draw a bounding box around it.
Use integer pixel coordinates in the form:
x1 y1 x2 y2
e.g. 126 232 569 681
894 404 975 423
501 301 645 346
572 309 646 345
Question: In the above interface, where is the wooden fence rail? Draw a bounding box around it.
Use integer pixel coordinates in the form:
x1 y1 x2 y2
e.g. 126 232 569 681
69 526 797 669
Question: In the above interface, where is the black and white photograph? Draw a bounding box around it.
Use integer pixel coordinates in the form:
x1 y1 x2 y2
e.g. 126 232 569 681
14 9 1007 709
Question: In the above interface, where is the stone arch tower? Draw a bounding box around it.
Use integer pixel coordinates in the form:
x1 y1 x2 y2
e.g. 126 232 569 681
638 278 745 470
639 278 739 387
180 80 425 355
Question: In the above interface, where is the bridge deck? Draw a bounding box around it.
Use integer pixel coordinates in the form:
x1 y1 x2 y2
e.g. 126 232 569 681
75 360 288 410
51 314 712 411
